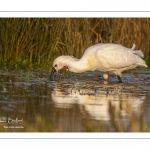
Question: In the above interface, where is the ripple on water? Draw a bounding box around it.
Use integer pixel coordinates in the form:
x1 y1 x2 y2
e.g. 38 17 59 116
0 68 150 131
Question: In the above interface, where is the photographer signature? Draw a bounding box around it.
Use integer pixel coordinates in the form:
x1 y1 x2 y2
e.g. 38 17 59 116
0 117 23 125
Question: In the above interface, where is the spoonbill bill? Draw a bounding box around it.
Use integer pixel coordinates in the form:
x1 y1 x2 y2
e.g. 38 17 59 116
48 43 148 82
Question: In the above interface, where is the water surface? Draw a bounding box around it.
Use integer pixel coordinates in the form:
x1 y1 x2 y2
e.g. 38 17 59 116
0 68 150 132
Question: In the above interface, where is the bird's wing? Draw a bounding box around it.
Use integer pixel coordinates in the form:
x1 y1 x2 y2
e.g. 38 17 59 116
95 44 139 70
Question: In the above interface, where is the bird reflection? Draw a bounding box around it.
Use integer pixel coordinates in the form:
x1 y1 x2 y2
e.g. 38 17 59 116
51 82 146 121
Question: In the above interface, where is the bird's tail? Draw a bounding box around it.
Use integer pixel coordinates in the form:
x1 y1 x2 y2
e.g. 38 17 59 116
136 56 148 67
134 50 144 58
136 62 148 67
131 43 144 58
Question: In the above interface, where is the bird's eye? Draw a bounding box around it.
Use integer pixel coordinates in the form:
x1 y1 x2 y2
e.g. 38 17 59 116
54 64 57 67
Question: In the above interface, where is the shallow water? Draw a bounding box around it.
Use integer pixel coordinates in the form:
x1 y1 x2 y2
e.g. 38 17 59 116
0 68 150 132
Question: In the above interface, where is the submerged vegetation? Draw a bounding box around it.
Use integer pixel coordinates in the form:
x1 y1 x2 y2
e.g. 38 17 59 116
0 18 150 70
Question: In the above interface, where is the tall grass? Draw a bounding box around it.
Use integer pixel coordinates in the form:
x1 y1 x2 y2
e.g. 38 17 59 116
0 18 150 70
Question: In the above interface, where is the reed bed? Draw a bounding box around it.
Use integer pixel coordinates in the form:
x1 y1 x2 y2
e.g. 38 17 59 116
0 18 150 70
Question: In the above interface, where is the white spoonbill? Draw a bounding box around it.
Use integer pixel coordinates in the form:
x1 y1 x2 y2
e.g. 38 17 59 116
48 43 148 82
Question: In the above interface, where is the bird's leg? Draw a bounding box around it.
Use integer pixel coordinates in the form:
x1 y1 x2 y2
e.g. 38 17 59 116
103 73 109 82
71 72 77 81
117 75 122 83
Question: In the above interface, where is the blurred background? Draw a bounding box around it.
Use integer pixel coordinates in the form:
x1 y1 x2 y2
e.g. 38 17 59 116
0 18 149 70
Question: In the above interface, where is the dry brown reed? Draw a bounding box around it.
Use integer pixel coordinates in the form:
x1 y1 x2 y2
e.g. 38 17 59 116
0 18 149 70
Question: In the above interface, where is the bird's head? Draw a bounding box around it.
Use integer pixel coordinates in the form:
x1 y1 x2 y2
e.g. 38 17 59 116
48 56 69 81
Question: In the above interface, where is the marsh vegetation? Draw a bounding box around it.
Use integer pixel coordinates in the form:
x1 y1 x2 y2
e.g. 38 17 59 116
0 18 150 69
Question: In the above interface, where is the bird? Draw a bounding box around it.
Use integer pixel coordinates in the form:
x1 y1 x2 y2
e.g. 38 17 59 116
48 43 148 82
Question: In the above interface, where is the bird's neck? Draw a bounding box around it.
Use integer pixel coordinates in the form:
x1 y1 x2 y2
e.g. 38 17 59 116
66 59 90 73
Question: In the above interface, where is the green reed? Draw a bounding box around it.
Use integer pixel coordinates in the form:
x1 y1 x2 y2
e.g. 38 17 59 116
0 18 150 70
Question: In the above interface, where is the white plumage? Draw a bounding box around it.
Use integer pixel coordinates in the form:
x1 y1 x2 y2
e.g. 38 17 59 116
49 43 148 82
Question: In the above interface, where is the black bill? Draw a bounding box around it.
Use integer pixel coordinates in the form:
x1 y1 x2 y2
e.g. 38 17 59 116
47 67 56 81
